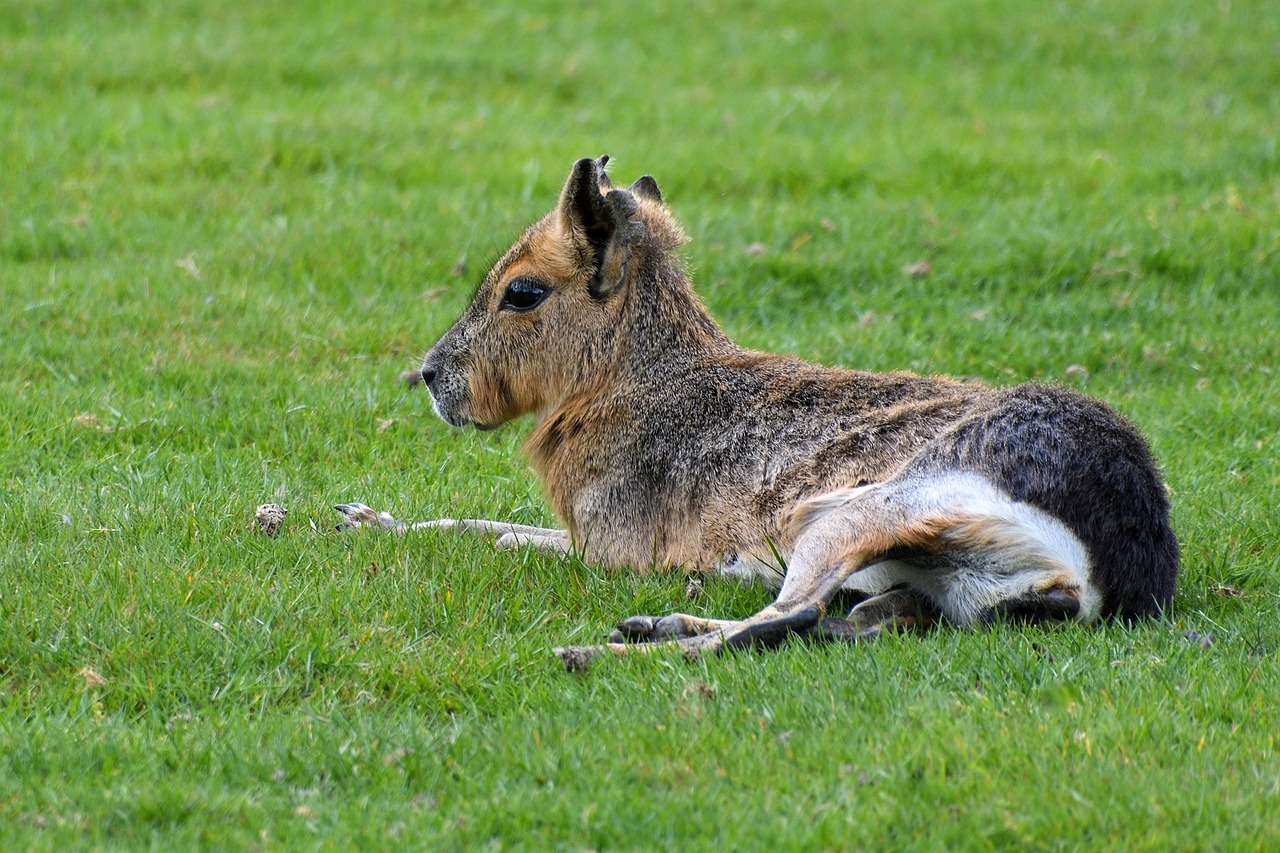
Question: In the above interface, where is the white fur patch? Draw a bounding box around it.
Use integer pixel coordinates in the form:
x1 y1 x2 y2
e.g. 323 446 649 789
736 472 1098 625
911 471 1096 624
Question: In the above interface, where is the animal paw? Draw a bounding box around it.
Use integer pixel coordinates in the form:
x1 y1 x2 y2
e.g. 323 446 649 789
333 502 405 532
609 615 659 643
608 613 733 644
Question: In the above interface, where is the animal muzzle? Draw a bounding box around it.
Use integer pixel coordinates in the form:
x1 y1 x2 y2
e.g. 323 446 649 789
419 358 473 428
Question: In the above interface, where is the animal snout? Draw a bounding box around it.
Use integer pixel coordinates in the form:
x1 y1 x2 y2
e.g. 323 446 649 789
420 366 438 387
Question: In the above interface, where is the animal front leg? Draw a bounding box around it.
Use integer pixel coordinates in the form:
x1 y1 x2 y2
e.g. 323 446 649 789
334 504 569 554
494 528 572 557
440 519 571 557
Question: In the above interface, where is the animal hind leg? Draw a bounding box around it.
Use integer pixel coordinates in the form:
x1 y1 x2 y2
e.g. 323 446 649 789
976 584 1082 625
606 557 909 645
804 586 940 643
609 613 738 643
607 590 923 644
556 481 962 666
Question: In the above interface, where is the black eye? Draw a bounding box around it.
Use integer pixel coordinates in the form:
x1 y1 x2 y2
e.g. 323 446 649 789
501 277 549 311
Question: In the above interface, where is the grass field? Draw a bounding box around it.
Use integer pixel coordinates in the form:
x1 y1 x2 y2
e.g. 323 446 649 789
3 0 1279 847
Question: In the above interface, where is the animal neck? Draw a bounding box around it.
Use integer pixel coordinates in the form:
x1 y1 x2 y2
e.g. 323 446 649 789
613 257 739 376
527 257 736 436
530 253 739 429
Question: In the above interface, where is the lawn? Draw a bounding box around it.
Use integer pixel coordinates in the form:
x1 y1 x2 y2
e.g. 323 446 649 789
2 0 1279 848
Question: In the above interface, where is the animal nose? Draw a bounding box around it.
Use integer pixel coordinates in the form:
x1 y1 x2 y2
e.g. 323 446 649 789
421 367 438 387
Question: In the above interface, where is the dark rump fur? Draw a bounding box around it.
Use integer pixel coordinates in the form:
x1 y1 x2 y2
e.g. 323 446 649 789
917 384 1179 618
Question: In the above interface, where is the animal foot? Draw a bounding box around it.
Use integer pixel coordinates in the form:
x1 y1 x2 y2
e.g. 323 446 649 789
805 616 885 643
555 606 826 672
607 613 734 644
610 615 658 642
333 502 406 532
717 605 822 651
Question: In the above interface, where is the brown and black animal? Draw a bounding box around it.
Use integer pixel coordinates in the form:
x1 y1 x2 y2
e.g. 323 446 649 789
337 156 1179 667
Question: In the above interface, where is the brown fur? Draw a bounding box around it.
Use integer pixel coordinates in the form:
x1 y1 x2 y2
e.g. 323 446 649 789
383 156 1179 665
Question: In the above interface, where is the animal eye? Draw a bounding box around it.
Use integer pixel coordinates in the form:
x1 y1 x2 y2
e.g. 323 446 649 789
501 277 548 312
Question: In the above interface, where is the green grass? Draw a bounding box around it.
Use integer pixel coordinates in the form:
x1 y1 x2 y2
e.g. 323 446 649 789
3 0 1279 847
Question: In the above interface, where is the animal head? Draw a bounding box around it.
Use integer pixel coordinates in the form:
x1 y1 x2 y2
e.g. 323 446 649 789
420 156 701 430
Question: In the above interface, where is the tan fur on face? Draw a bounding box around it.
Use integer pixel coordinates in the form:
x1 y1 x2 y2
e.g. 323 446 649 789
446 218 612 427
500 218 590 288
439 177 693 432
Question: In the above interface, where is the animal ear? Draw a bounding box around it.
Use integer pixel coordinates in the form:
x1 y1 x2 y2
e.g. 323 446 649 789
557 156 645 299
556 156 613 253
595 154 614 190
629 175 662 203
